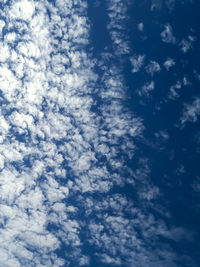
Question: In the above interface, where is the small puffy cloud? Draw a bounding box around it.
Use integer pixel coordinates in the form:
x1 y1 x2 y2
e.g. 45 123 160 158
181 97 200 124
169 78 190 100
163 58 175 70
179 35 195 53
4 32 17 42
0 20 5 35
0 114 10 134
183 76 191 86
138 22 144 31
106 0 131 56
161 24 176 44
79 255 90 266
8 0 35 21
130 54 145 73
138 81 155 97
154 130 169 143
17 41 40 58
0 44 10 62
145 61 161 76
151 0 162 11
169 81 181 99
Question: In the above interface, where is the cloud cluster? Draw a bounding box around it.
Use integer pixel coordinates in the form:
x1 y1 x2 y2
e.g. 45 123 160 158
0 0 145 266
106 0 131 56
84 192 193 267
0 0 197 266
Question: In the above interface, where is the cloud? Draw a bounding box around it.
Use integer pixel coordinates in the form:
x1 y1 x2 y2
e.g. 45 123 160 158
179 35 195 53
169 78 191 100
138 184 160 201
0 0 145 265
161 24 176 44
0 0 196 266
0 0 95 265
163 58 175 71
130 54 145 73
151 0 162 11
145 60 161 76
169 81 181 99
106 0 131 56
138 81 155 97
7 0 35 21
181 97 200 124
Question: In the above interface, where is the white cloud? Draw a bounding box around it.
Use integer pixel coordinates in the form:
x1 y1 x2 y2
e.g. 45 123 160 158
8 0 35 21
106 0 131 56
130 54 145 73
181 97 200 124
4 32 17 42
138 81 155 97
183 76 191 86
0 0 145 265
169 81 181 99
138 22 144 31
151 0 162 11
0 0 97 265
139 185 160 200
179 35 195 53
163 58 175 70
0 43 10 62
145 60 161 76
161 24 176 44
0 0 193 266
0 20 5 35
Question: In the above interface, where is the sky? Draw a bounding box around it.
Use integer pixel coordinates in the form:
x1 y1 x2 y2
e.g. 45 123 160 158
0 0 199 266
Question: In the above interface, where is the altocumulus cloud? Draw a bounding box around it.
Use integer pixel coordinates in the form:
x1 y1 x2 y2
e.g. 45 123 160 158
0 0 143 266
0 0 196 267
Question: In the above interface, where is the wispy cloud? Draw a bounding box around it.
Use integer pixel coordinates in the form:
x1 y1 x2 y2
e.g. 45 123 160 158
145 61 161 76
138 81 155 97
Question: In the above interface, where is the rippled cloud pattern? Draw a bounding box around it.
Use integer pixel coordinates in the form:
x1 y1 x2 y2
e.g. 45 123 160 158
0 0 199 266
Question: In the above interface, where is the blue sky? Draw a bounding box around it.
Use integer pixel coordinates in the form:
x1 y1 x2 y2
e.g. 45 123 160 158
0 0 199 266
